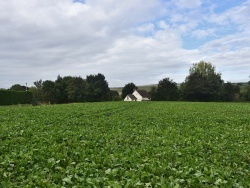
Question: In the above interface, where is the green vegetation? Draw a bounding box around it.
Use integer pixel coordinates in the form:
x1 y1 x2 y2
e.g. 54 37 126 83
29 73 110 104
1 102 250 187
121 82 137 99
111 84 157 95
0 90 32 105
180 61 223 101
153 78 179 101
6 61 250 103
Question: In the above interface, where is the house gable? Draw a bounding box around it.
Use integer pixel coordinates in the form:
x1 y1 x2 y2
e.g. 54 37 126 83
124 94 137 101
132 90 150 101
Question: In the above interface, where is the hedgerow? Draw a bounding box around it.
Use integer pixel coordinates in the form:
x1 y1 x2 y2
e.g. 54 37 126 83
0 90 32 105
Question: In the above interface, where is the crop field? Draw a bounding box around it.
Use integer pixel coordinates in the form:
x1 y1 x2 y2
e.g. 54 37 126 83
0 102 250 187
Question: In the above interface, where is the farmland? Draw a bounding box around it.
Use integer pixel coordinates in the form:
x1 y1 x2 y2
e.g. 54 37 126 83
0 102 250 187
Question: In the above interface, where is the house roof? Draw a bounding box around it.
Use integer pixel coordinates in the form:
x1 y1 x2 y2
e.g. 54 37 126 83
127 94 137 100
136 90 150 98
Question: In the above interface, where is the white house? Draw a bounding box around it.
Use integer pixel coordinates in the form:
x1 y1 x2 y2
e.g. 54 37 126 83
124 89 150 101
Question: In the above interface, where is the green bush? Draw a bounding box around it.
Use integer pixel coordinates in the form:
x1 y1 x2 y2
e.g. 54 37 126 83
0 90 33 105
113 95 122 101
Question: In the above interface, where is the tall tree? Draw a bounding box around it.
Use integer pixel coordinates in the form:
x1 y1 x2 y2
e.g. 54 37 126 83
9 84 27 91
221 82 240 101
181 61 223 101
86 73 110 102
121 82 137 99
66 76 88 102
33 79 43 102
42 80 58 104
55 75 73 103
242 80 250 101
149 86 157 101
155 78 179 101
34 79 43 90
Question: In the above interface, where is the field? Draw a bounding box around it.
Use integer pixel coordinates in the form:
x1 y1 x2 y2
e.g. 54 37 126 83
0 102 250 187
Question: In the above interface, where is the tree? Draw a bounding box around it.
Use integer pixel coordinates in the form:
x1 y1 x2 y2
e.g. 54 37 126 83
34 79 43 90
155 78 179 101
121 82 137 99
66 76 88 102
9 84 27 91
33 79 43 102
241 79 250 101
86 73 110 102
110 90 120 101
181 61 223 101
149 86 157 101
42 80 58 104
221 82 240 101
55 75 73 103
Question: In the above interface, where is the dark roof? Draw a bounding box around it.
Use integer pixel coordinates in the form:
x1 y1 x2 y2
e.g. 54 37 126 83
136 90 150 98
127 94 137 100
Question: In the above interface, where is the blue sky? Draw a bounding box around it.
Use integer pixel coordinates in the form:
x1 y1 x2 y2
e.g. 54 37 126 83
0 0 249 88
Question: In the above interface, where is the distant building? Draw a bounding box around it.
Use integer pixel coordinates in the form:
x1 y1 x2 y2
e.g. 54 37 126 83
124 89 150 101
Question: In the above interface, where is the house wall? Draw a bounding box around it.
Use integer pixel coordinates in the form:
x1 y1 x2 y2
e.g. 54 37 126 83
132 90 150 101
133 91 143 101
124 96 132 101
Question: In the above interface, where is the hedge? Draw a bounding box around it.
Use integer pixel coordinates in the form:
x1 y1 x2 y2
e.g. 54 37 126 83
0 90 33 105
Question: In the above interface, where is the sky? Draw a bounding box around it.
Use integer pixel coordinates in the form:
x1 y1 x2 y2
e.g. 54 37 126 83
0 0 250 88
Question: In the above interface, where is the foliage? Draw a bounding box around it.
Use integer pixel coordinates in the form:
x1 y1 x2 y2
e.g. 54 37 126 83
55 76 73 104
86 73 110 102
110 90 120 101
0 90 32 105
42 80 58 104
181 61 223 101
121 82 137 99
112 95 122 101
66 77 88 102
32 74 107 104
189 61 216 76
220 82 240 101
0 102 250 187
33 79 43 102
149 86 157 101
9 84 27 91
34 79 43 90
154 78 179 101
242 84 250 101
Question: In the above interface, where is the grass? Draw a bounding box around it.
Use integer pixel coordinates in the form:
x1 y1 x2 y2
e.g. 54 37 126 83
0 102 250 187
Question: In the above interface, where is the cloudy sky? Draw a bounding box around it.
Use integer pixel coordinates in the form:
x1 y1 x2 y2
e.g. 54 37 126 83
1 0 250 88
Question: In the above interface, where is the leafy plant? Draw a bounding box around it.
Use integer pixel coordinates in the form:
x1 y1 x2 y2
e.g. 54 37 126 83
0 102 249 187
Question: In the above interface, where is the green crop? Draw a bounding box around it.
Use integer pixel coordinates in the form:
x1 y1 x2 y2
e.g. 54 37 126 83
0 102 249 187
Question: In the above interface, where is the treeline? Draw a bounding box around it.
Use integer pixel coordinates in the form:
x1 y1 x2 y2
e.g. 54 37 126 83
4 61 250 104
5 73 119 105
28 73 120 104
122 61 250 102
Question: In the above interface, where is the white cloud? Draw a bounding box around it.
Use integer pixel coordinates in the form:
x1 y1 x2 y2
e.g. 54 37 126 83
81 29 199 85
199 47 250 82
175 0 202 9
135 23 155 35
200 35 250 53
209 2 250 27
192 29 215 39
0 0 249 89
